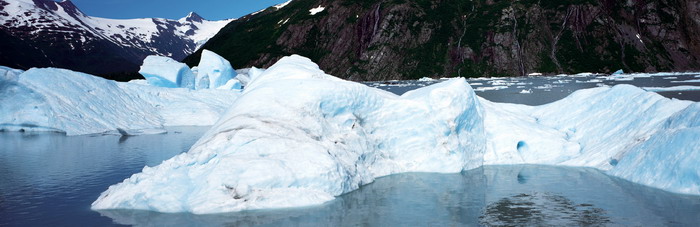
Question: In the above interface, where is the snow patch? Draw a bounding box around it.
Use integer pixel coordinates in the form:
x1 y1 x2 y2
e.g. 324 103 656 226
309 6 325 15
274 0 293 10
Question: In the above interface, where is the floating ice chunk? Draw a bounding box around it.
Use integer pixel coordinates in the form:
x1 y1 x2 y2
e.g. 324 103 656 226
519 89 532 94
643 86 700 92
1 68 161 134
90 56 700 214
91 55 486 214
418 77 435 82
573 72 595 77
614 77 634 81
139 56 196 89
0 68 240 135
474 86 507 92
613 69 624 75
670 79 700 83
197 50 237 89
528 73 542 76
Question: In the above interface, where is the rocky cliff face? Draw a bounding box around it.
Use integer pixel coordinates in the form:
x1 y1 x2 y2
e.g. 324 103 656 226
186 0 700 80
0 0 232 80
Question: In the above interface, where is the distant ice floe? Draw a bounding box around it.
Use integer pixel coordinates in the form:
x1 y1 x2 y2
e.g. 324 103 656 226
89 55 700 214
671 79 700 83
475 86 508 92
139 56 196 89
643 86 700 92
140 50 249 90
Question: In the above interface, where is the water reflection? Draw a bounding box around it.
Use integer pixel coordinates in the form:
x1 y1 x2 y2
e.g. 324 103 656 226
96 165 700 227
2 129 698 226
480 192 610 226
0 127 209 226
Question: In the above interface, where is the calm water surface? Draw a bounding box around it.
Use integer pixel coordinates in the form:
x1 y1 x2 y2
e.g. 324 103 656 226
2 130 699 227
2 75 700 226
367 72 700 104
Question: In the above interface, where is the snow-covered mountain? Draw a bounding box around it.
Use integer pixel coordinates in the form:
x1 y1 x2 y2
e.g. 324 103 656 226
0 0 233 79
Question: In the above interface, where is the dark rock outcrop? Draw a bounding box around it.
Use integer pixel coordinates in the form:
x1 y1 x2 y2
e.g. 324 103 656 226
186 0 700 80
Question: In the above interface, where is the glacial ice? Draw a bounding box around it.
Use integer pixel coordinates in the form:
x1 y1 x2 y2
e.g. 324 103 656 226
216 78 242 90
0 66 23 81
91 55 486 213
607 103 700 195
0 67 239 135
4 56 695 214
139 56 196 89
196 50 238 89
91 55 700 214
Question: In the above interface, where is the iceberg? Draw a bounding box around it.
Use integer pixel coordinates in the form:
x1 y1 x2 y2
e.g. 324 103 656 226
139 56 196 89
483 85 691 169
0 67 239 135
608 103 700 195
88 56 700 214
196 50 237 89
91 55 486 214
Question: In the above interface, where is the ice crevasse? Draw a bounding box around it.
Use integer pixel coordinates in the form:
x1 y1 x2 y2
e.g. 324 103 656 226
92 55 700 214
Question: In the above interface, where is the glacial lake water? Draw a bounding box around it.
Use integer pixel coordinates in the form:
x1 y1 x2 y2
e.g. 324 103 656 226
366 72 700 104
2 74 700 226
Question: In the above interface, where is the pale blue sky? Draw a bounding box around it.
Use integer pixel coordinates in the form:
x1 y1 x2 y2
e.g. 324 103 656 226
71 0 289 20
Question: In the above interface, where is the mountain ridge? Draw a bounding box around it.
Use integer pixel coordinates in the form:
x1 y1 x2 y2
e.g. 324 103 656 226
0 0 233 80
185 0 700 81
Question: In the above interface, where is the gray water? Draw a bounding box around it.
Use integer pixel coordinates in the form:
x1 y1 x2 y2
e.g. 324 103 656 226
367 72 700 105
0 127 209 226
2 74 700 226
96 165 700 226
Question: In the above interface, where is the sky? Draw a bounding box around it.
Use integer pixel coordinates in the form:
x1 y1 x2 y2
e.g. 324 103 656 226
71 0 289 21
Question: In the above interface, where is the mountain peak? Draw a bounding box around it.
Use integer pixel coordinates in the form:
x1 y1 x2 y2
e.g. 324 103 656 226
182 12 204 22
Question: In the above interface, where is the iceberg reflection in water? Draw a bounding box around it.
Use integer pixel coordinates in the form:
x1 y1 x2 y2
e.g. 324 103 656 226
98 165 700 226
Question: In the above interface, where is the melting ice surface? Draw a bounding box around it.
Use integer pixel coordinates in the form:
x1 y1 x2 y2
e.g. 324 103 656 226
90 55 700 214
